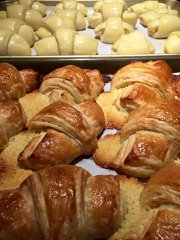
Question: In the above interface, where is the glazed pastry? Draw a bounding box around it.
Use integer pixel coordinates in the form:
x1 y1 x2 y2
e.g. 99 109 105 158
93 99 180 178
34 28 98 55
0 99 26 152
112 31 155 55
0 63 39 99
125 162 180 240
163 31 180 54
18 100 105 170
39 64 104 104
0 164 126 240
147 14 180 39
95 17 134 44
96 60 175 129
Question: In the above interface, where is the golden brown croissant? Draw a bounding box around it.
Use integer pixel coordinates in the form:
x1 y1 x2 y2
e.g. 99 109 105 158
40 65 104 104
93 99 180 178
96 60 175 129
0 165 125 240
0 99 26 152
0 63 39 100
18 100 105 170
125 162 180 240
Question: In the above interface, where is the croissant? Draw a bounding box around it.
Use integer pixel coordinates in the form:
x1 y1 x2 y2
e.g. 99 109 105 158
93 0 127 13
125 162 180 240
130 0 167 16
34 28 98 56
163 31 180 54
0 63 39 100
139 8 178 27
93 99 180 178
147 14 180 39
0 18 35 46
18 100 105 170
96 60 175 129
40 65 104 104
112 31 155 55
0 164 126 240
95 16 134 44
0 99 26 152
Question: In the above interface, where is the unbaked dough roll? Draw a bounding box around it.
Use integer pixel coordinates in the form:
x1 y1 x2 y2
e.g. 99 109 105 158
31 1 47 17
101 2 124 21
24 9 42 31
0 18 35 46
42 14 69 33
112 32 155 55
0 29 13 55
130 0 167 16
74 34 98 55
122 10 138 27
19 0 36 10
87 12 103 28
8 34 31 56
34 36 59 55
147 14 180 39
140 9 179 27
93 0 127 13
95 17 134 44
35 27 52 39
55 28 76 55
6 4 26 19
163 31 180 54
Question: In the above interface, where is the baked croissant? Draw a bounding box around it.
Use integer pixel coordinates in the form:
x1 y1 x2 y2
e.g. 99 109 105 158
0 99 26 152
147 14 180 39
40 65 104 104
0 63 39 100
93 99 180 178
112 31 155 55
0 165 125 240
34 28 98 55
125 162 180 240
18 100 105 170
96 60 175 129
95 16 134 44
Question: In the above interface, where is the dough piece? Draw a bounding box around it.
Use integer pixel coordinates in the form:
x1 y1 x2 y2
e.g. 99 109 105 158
35 27 52 39
87 12 103 28
31 1 47 17
147 14 180 39
101 2 124 21
24 9 42 31
122 10 138 27
95 17 134 44
140 8 179 27
112 31 155 55
93 0 127 13
6 4 26 19
163 31 180 54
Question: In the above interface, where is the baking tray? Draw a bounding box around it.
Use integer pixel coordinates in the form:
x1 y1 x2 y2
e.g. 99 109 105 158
0 0 180 69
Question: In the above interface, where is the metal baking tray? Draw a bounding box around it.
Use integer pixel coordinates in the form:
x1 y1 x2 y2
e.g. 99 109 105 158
0 0 180 72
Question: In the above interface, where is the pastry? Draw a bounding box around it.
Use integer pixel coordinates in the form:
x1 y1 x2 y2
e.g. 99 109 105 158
163 31 180 54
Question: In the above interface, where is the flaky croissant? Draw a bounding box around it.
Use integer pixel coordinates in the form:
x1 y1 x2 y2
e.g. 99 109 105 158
40 64 104 104
0 165 125 240
0 99 26 152
18 100 105 170
125 162 180 240
93 99 180 178
96 60 175 129
0 63 39 100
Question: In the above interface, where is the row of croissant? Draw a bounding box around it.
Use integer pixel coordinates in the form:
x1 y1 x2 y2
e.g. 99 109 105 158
0 0 180 55
0 60 179 239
